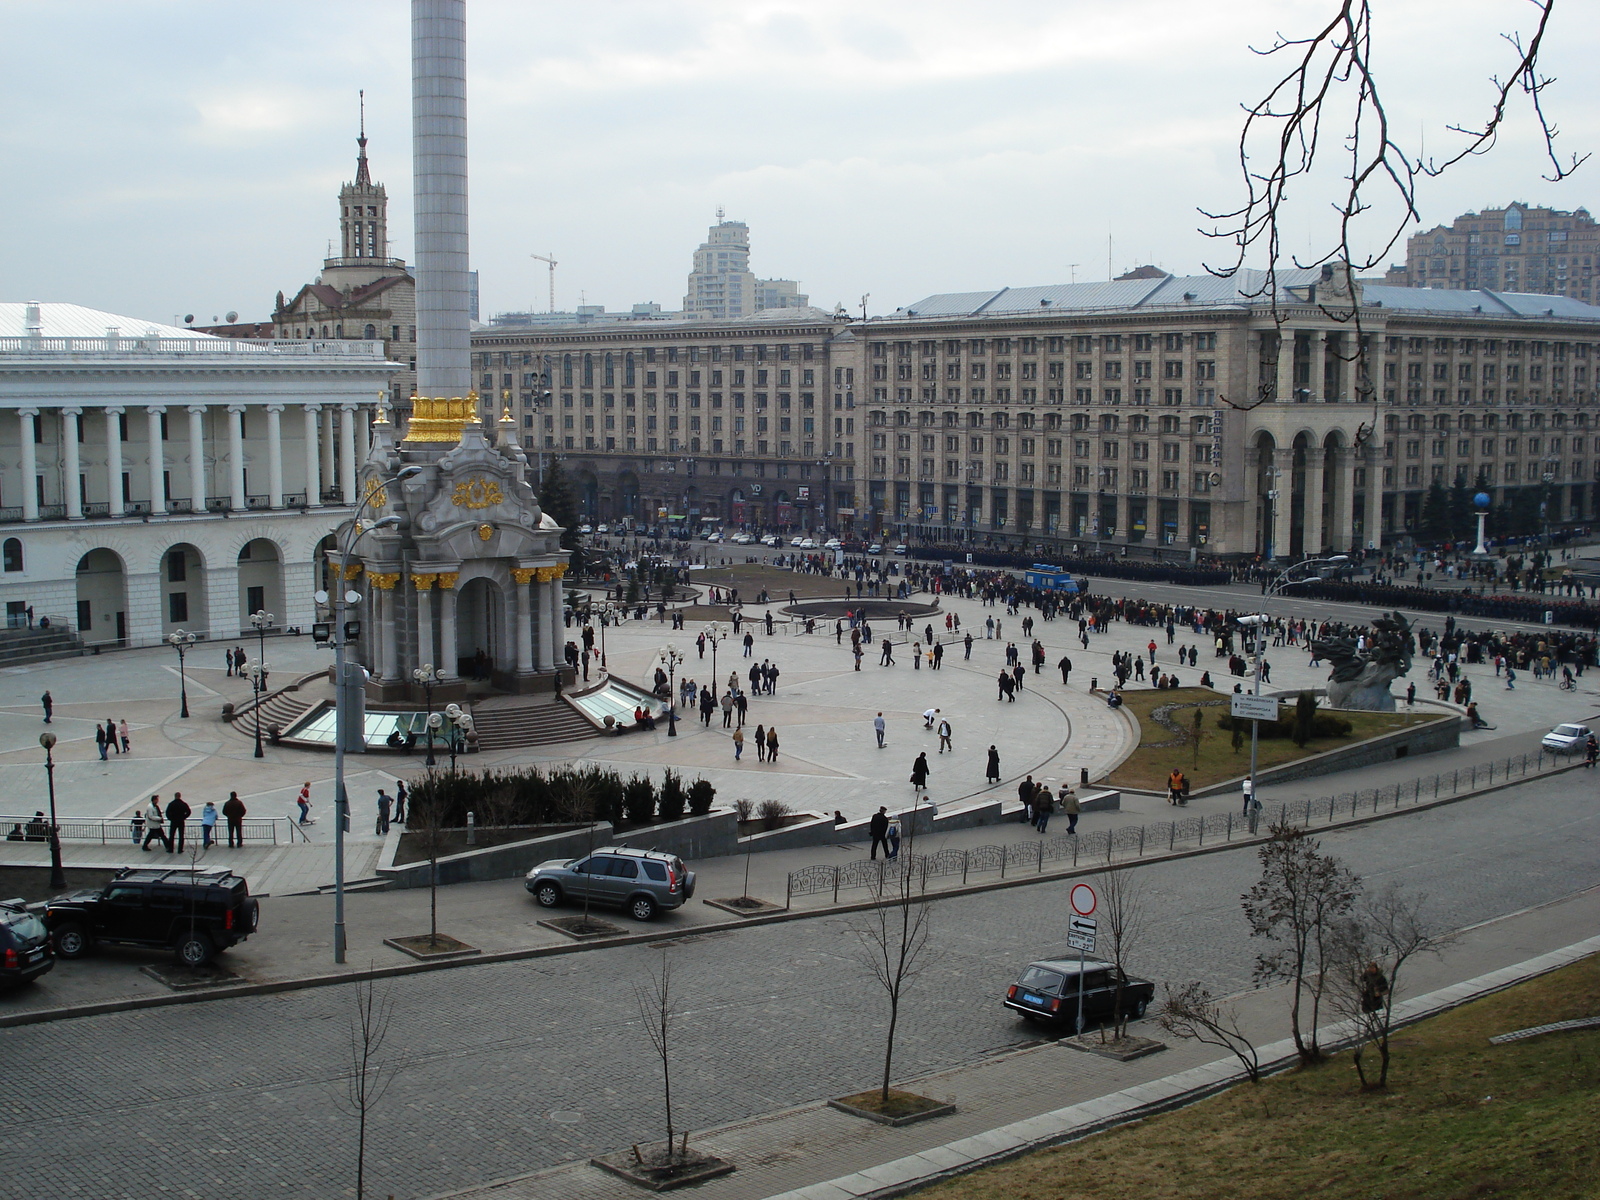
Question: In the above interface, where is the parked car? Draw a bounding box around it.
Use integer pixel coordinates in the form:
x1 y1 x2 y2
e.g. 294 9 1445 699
798 538 817 549
824 538 843 550
893 544 910 555
761 534 780 547
1541 723 1593 753
596 524 610 534
578 524 593 534
525 846 696 922
866 543 884 554
1003 958 1155 1025
0 898 53 987
44 868 260 967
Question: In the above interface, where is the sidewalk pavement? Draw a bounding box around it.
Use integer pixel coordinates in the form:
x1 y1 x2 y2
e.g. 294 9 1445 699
422 885 1600 1200
1 742 1587 1027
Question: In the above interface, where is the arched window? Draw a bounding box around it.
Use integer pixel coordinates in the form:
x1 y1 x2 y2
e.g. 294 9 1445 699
562 354 573 387
2 538 20 573
625 352 636 387
582 354 594 386
604 353 615 386
364 324 377 339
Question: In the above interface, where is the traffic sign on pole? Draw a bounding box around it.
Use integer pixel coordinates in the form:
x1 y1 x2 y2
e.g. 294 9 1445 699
1067 931 1097 953
1070 883 1097 916
1069 915 1098 937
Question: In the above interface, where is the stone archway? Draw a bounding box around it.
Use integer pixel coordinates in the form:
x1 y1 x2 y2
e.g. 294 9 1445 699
237 538 284 628
75 549 128 646
455 575 506 680
159 542 207 636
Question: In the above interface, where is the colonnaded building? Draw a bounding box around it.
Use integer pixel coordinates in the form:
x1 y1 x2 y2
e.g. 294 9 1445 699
0 302 393 647
480 266 1600 557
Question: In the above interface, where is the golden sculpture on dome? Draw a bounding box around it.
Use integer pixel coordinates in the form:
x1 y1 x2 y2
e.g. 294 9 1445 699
401 392 480 443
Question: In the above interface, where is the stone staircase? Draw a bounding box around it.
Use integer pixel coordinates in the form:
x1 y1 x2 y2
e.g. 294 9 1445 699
471 698 599 750
0 625 86 668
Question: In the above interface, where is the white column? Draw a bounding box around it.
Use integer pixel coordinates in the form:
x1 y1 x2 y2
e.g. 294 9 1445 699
339 405 358 503
18 409 38 521
265 404 284 509
187 405 207 511
62 408 82 519
1304 456 1326 556
320 408 336 497
515 575 534 673
303 405 322 506
104 407 124 517
537 578 556 671
546 576 563 672
438 579 458 679
414 576 435 672
145 406 166 516
1271 447 1293 560
227 404 247 511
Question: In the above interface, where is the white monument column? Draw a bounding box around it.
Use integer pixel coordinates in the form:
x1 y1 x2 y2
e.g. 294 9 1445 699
303 404 322 505
1271 447 1294 560
1303 454 1325 556
513 569 534 673
187 405 207 511
227 404 248 511
62 408 83 519
18 409 38 521
546 574 563 671
412 574 436 672
265 404 284 509
537 577 556 671
146 407 167 515
104 407 124 516
339 404 358 503
321 408 336 494
437 572 458 678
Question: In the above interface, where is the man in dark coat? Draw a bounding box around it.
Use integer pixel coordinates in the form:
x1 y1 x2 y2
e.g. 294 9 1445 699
869 806 891 860
1058 655 1073 685
910 752 930 793
986 745 1002 784
222 792 247 848
165 792 191 854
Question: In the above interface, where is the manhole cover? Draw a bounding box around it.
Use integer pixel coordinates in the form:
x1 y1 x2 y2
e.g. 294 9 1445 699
548 1110 584 1125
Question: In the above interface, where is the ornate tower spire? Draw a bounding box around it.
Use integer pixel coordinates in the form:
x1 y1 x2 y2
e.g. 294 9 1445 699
335 90 389 264
355 89 371 187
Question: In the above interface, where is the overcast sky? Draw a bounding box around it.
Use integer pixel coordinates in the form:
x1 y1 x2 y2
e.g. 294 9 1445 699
2 1 1597 327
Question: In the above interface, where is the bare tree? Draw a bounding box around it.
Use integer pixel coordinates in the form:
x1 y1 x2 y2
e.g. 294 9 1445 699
408 787 450 947
636 949 686 1163
1328 884 1453 1089
1097 868 1148 1041
1158 981 1262 1084
332 972 404 1200
849 863 933 1104
558 777 604 929
1241 824 1360 1065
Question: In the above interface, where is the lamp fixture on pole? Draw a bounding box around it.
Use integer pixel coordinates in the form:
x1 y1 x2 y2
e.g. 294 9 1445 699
413 663 441 766
39 732 65 890
167 629 196 719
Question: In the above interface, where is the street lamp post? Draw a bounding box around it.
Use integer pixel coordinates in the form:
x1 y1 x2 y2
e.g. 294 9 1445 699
703 623 724 694
442 702 474 772
659 644 683 736
167 629 196 718
413 664 440 766
248 609 274 758
39 732 64 890
246 659 267 758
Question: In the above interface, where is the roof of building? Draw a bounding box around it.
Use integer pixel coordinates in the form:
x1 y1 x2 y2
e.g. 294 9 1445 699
0 302 213 340
893 271 1600 323
478 304 845 336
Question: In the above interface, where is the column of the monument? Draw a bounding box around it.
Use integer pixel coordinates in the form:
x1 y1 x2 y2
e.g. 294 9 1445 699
547 573 564 671
146 407 166 515
1276 330 1296 403
227 405 248 511
266 404 284 509
437 573 459 678
513 569 535 673
1332 447 1357 552
375 581 398 681
339 405 358 503
1271 447 1294 560
18 409 38 521
63 408 82 519
187 405 207 511
1304 455 1326 556
321 409 336 499
104 407 124 517
412 575 436 672
303 405 322 506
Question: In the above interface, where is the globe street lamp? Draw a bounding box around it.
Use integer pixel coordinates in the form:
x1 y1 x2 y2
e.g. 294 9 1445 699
413 663 441 766
167 629 196 718
658 643 683 737
250 608 274 674
245 658 268 759
442 702 475 773
39 732 65 890
703 623 725 694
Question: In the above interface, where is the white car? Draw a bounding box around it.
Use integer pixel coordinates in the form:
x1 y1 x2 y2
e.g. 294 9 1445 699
824 538 843 549
596 524 610 534
893 544 909 555
578 524 593 534
1541 723 1592 753
867 543 883 554
731 533 753 545
760 534 779 547
790 536 805 546
798 538 817 549
704 532 721 542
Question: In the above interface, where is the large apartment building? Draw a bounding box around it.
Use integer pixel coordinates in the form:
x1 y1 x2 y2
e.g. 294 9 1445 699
1384 203 1598 302
682 215 807 321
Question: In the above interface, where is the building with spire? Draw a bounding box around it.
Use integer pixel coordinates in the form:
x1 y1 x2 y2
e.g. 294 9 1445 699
682 214 807 320
272 101 418 418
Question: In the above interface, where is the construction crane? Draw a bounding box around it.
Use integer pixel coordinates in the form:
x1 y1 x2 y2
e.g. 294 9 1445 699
529 252 557 313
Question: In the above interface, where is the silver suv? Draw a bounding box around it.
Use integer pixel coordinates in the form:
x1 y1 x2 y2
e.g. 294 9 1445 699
525 846 696 922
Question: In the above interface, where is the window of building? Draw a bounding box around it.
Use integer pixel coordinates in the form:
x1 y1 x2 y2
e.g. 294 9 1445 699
1 538 21 573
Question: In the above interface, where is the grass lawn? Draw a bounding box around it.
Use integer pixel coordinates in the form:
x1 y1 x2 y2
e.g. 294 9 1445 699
1106 687 1438 792
917 954 1600 1200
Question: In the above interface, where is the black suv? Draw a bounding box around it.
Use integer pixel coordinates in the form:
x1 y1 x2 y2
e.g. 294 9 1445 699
0 898 54 987
45 868 260 967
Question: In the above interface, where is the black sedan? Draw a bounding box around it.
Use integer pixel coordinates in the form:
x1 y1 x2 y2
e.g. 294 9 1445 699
1004 958 1154 1025
0 898 54 987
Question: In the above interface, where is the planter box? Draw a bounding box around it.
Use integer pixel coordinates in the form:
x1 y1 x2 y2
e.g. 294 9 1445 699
735 811 837 853
616 809 738 860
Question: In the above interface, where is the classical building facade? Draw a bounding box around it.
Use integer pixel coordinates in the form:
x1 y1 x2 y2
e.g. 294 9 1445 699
471 308 859 530
859 268 1600 557
682 215 807 320
271 127 418 412
0 302 394 646
1383 203 1598 302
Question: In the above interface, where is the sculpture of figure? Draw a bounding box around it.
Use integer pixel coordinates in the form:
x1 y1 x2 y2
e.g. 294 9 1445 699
1312 611 1414 711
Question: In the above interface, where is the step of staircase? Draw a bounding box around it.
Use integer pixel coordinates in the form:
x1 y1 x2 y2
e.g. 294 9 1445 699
0 629 86 668
472 700 599 750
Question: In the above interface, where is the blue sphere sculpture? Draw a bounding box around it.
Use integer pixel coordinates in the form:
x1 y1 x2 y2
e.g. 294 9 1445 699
1473 491 1491 509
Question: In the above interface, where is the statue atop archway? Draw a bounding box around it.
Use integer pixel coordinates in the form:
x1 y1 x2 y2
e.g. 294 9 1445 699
1311 611 1413 711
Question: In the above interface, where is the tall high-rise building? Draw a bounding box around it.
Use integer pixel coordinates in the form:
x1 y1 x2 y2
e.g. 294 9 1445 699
1384 203 1598 302
683 214 807 320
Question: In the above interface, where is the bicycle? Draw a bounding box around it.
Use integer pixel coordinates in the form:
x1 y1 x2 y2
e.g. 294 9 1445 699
1559 677 1577 691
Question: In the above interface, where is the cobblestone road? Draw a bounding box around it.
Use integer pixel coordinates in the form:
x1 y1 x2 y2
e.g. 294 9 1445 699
4 772 1596 1200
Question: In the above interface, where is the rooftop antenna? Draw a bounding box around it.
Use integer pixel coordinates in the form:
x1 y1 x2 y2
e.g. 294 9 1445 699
1107 234 1113 281
1067 263 1079 284
716 205 725 222
860 293 870 322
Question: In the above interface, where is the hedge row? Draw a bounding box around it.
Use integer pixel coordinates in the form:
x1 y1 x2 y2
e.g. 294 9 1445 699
405 764 716 829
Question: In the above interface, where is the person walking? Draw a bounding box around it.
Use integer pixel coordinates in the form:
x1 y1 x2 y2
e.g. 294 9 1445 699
721 690 734 728
104 718 120 755
1033 786 1054 833
765 725 778 763
754 723 767 762
393 780 406 825
1060 785 1080 835
910 751 930 794
1241 776 1255 816
886 816 902 860
1586 733 1598 768
1167 768 1185 806
118 719 132 754
95 722 109 761
165 792 191 854
874 712 887 748
880 637 894 666
200 800 219 848
223 792 247 847
375 789 392 836
141 796 169 852
937 715 952 754
964 632 973 660
985 745 1001 784
1058 655 1073 685
41 690 52 723
869 806 891 859
733 725 745 760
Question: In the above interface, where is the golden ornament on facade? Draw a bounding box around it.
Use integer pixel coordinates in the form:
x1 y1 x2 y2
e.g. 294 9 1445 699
451 477 504 509
342 563 365 580
362 477 389 509
368 572 401 591
510 567 537 585
436 572 460 590
401 394 479 444
477 523 494 541
410 573 438 591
